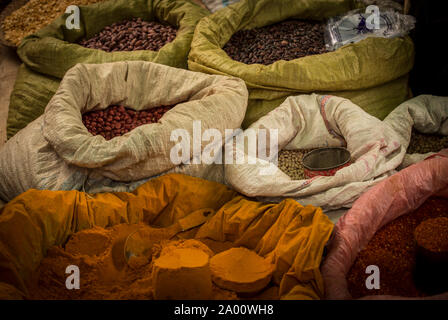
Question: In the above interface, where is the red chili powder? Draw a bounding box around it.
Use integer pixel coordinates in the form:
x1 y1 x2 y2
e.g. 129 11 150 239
347 197 448 298
415 217 448 252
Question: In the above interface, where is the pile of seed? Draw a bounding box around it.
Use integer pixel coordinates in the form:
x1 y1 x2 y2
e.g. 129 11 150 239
277 149 315 180
347 197 448 298
223 20 327 65
82 104 173 140
2 0 104 46
79 18 177 52
407 129 448 154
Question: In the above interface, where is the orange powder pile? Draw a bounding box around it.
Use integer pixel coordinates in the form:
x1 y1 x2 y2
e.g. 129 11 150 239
415 217 448 252
27 224 277 300
28 224 153 300
210 247 274 294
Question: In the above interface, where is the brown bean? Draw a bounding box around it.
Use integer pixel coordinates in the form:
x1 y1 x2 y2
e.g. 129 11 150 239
79 18 178 52
223 20 327 65
82 104 175 140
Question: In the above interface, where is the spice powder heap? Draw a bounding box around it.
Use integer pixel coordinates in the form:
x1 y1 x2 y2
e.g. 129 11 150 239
414 217 448 253
27 224 279 300
347 197 448 298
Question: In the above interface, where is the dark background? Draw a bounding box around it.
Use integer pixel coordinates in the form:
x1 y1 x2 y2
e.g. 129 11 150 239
409 0 448 96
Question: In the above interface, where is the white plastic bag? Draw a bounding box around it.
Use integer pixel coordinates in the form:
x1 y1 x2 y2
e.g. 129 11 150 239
324 7 416 51
202 0 240 13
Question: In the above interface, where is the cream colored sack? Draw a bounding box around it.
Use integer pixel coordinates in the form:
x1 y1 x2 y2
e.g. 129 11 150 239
225 94 405 210
384 95 448 168
0 61 248 202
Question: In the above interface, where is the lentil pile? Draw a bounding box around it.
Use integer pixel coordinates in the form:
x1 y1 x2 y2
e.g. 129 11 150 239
277 149 315 180
2 0 104 46
79 18 177 52
82 104 174 140
223 20 327 65
407 129 448 154
347 197 448 298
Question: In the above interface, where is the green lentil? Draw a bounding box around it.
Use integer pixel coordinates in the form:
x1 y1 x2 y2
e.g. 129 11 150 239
407 129 448 154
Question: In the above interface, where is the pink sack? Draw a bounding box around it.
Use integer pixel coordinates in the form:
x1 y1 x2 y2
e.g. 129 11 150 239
322 149 448 300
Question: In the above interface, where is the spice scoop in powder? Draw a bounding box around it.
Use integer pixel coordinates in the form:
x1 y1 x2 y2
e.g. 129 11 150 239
124 208 215 267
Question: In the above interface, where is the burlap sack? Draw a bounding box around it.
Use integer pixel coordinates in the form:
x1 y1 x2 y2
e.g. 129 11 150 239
8 0 208 138
224 94 405 210
321 150 448 299
0 61 248 202
188 0 414 128
225 94 448 211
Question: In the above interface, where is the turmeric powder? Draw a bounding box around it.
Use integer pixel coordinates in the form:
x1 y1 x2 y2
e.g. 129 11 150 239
210 247 274 293
27 224 276 299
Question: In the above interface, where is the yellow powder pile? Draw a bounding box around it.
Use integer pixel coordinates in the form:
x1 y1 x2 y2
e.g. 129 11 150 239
27 224 276 300
2 0 105 46
210 247 274 293
28 224 153 300
152 247 212 300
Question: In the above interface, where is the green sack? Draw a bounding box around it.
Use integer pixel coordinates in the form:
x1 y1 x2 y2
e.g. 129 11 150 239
188 0 415 128
7 65 60 139
7 0 208 139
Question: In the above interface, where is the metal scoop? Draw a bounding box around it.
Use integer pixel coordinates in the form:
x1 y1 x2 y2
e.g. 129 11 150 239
124 208 215 267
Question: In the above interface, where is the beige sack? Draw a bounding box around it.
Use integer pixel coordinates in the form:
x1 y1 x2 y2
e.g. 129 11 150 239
224 94 405 210
0 61 248 202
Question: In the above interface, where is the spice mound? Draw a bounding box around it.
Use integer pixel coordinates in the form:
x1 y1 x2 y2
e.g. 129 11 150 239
414 217 448 295
210 247 274 293
82 104 174 140
415 217 448 253
79 18 177 52
28 224 153 300
223 20 327 65
347 197 448 298
65 227 111 256
27 224 279 300
153 246 212 300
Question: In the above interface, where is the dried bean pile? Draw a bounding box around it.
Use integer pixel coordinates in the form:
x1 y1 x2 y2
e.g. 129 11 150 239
79 18 177 52
277 149 315 180
82 105 173 140
347 197 448 298
223 20 327 65
2 0 104 46
407 129 448 154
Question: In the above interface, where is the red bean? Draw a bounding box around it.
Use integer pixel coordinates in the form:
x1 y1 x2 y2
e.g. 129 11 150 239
82 104 174 140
